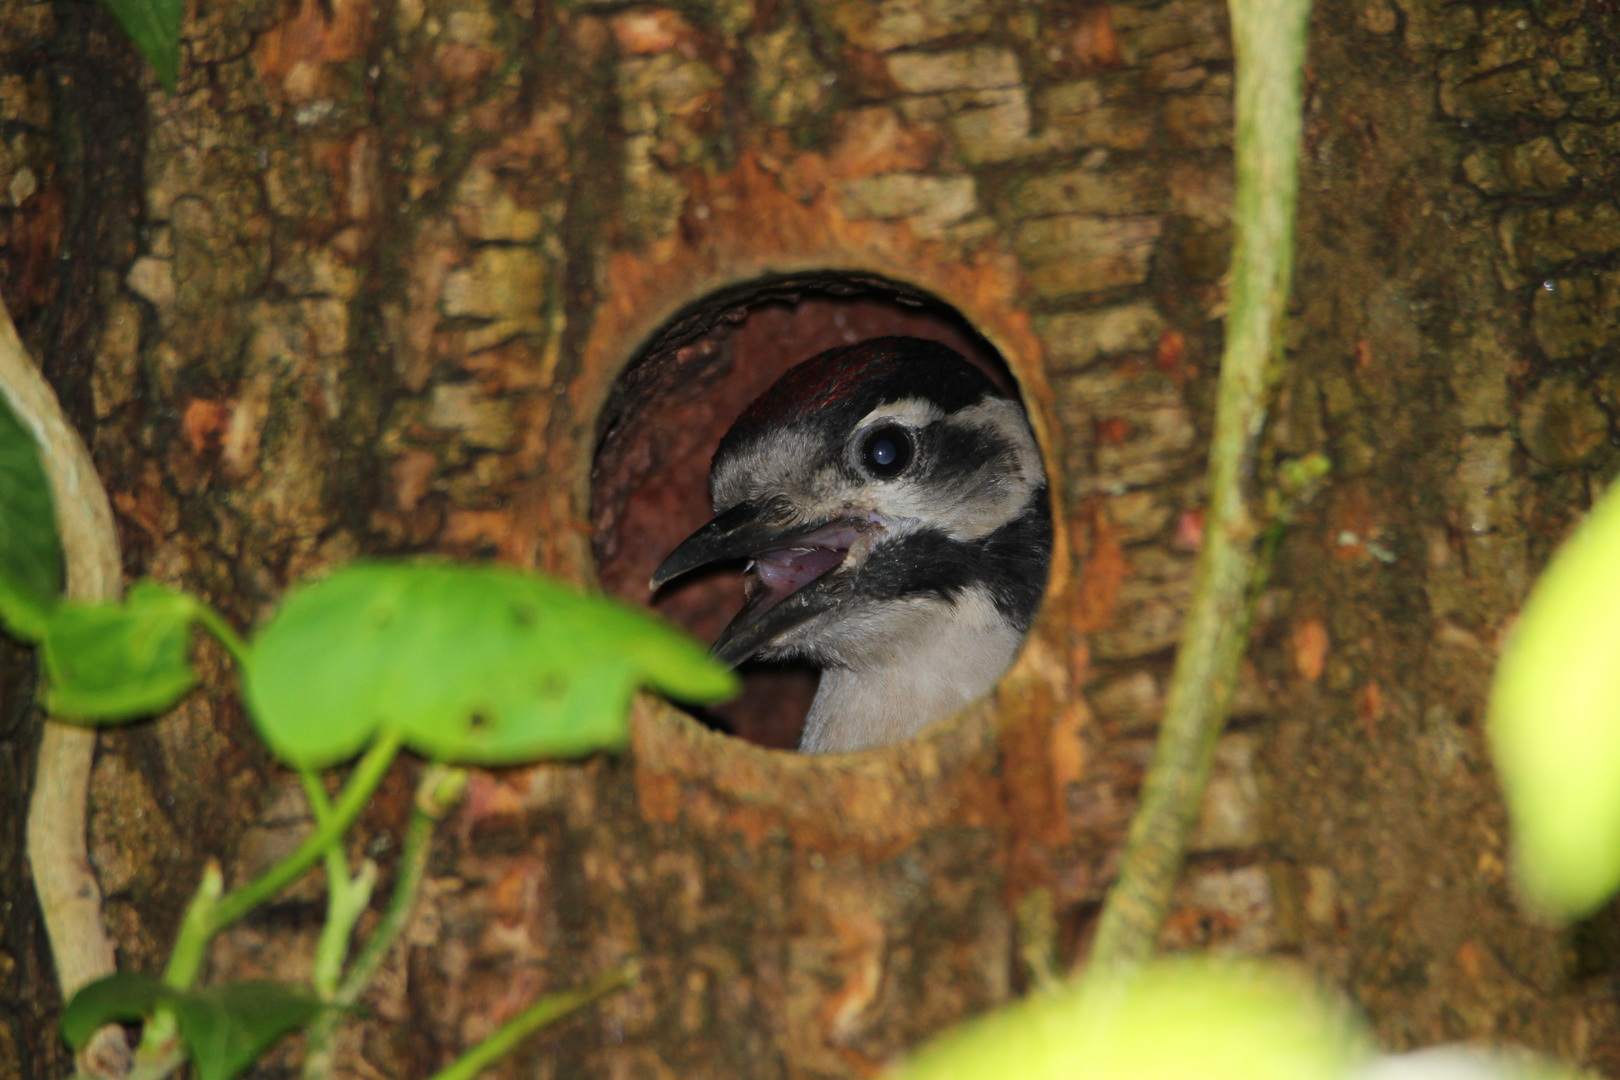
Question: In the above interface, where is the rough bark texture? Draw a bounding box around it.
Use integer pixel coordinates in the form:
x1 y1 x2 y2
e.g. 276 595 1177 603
1260 0 1620 1064
2 0 1618 1076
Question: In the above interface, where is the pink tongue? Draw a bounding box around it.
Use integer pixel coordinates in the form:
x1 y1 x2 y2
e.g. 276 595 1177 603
754 545 847 607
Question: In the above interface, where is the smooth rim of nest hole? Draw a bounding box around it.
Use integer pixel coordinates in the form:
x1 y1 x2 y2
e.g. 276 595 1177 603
584 270 1059 763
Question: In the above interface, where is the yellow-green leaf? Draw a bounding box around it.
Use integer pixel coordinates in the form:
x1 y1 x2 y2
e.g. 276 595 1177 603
895 961 1366 1080
1489 480 1620 917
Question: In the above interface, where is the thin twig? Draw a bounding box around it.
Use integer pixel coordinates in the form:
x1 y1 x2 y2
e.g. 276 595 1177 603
1 290 130 1077
1084 0 1314 980
160 731 404 991
301 766 466 1080
425 960 641 1080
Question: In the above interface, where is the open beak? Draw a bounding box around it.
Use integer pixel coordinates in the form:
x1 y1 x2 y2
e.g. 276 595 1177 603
651 499 866 667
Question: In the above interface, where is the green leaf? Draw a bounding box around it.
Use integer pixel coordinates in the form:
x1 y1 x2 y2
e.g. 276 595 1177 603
0 391 61 640
43 581 199 721
242 562 738 769
62 972 176 1049
895 961 1366 1080
170 981 320 1080
1489 479 1620 917
62 976 319 1080
94 0 181 91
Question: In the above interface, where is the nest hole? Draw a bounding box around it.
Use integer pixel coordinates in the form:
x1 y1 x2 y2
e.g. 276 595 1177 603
591 273 1018 750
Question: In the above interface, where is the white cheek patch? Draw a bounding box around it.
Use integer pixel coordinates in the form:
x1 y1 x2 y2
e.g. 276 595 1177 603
856 396 1045 540
710 427 822 511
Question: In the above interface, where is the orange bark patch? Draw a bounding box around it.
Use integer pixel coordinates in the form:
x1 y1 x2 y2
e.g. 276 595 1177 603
633 766 683 827
10 183 63 310
392 449 437 512
111 461 173 546
490 858 540 927
825 107 942 181
252 0 370 93
1173 508 1205 551
434 42 498 85
1354 337 1374 377
611 8 695 56
1072 5 1126 70
1076 502 1126 633
1456 939 1483 979
1048 700 1090 793
182 399 231 455
444 509 514 551
1160 905 1241 947
1356 680 1384 733
1292 618 1329 682
463 771 527 823
1095 416 1131 445
1156 328 1186 369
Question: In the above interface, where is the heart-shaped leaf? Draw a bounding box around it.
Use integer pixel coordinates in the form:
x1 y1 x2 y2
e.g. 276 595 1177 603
94 0 181 90
1490 479 1620 917
43 582 199 721
242 563 738 769
0 391 61 640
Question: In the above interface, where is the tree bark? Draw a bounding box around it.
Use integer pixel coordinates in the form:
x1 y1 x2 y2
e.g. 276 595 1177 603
2 0 1618 1076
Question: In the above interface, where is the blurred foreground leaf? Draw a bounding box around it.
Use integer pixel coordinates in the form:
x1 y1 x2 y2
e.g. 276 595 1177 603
1354 1045 1591 1080
64 974 318 1080
0 391 61 640
171 981 321 1080
894 961 1366 1080
243 563 738 769
43 582 199 721
61 972 173 1049
95 0 181 90
1490 480 1620 917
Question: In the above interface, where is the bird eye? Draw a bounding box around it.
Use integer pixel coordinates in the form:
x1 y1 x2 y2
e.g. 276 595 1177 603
859 425 913 479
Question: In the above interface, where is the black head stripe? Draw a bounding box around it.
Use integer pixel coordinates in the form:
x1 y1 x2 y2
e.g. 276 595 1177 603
852 486 1053 631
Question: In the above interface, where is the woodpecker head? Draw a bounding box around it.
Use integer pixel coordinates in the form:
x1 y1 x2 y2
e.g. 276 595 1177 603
651 337 1051 741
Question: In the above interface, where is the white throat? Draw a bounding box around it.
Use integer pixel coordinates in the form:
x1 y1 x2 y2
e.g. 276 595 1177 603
795 586 1023 754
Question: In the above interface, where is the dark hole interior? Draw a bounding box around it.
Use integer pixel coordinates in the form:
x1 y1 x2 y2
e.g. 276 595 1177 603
590 273 1016 750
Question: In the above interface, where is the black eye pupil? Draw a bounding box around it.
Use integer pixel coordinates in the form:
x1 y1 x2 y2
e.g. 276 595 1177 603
861 426 912 477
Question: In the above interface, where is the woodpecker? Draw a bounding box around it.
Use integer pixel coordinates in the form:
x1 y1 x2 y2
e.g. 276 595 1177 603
651 336 1052 754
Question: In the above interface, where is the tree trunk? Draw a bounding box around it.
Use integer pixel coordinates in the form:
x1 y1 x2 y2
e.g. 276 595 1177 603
2 0 1618 1076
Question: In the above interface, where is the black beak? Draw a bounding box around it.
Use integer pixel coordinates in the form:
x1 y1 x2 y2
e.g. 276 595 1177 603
649 499 801 591
651 499 864 667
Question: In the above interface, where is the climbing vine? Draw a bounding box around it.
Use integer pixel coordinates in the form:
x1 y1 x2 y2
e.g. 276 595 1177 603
0 351 734 1079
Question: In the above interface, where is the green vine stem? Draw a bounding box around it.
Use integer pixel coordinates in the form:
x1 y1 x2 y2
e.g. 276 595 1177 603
160 731 405 991
301 765 467 1080
303 767 378 1000
1084 0 1314 980
425 960 642 1080
193 599 251 668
